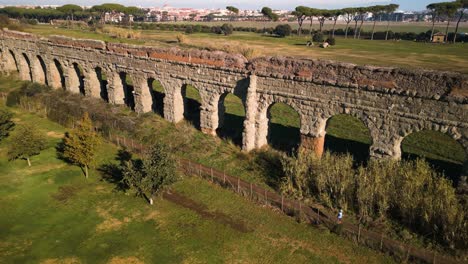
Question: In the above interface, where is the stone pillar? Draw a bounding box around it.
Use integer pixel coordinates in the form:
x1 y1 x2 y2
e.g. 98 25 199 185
31 57 45 85
107 72 125 104
1 50 17 73
65 63 80 94
18 55 31 81
47 60 62 89
133 75 153 113
84 67 101 98
161 79 184 123
369 130 402 160
242 75 258 151
200 91 219 136
299 116 327 157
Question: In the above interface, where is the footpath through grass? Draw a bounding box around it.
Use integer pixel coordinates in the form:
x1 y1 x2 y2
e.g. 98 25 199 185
0 90 394 263
23 24 468 74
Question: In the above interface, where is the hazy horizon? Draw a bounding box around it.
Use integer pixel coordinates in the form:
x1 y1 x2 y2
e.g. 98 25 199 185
0 0 451 11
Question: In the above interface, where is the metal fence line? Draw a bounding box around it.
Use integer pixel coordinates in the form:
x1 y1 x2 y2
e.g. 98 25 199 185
106 134 462 264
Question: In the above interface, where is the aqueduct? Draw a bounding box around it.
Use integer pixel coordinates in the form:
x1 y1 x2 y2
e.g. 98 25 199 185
1 29 467 178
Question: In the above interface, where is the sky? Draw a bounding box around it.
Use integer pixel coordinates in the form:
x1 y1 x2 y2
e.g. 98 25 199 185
0 0 450 11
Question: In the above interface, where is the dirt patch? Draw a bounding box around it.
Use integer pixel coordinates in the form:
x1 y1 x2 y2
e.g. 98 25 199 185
163 192 252 233
47 131 64 138
40 257 81 264
96 207 124 233
107 256 144 264
51 185 80 203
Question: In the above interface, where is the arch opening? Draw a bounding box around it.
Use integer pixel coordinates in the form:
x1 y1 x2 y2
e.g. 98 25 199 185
95 67 108 102
324 114 372 164
182 84 201 128
401 130 467 183
119 72 135 110
217 93 245 146
148 78 165 117
267 102 301 153
72 63 85 95
36 55 48 85
21 53 32 81
52 59 66 89
7 50 19 72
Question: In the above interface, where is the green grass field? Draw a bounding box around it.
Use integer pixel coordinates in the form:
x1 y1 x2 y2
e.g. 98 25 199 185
23 24 468 73
0 92 395 263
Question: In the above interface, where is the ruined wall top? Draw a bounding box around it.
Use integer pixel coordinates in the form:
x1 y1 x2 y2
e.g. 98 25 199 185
1 29 467 101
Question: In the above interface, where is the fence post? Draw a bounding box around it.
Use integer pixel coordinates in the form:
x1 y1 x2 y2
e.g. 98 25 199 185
433 251 436 264
281 195 284 212
210 168 213 182
299 201 302 219
116 137 120 146
223 170 226 185
188 160 191 174
237 178 240 193
199 164 201 177
264 190 267 205
250 183 253 199
405 248 410 263
380 233 384 251
357 223 361 244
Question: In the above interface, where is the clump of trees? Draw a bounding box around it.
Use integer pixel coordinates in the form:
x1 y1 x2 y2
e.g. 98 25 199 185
280 150 467 250
0 108 14 142
427 0 467 43
8 124 46 166
274 24 292 37
121 142 179 205
61 112 101 178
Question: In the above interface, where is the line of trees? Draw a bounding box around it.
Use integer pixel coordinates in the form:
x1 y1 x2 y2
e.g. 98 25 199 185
0 3 145 24
427 0 468 42
291 5 399 40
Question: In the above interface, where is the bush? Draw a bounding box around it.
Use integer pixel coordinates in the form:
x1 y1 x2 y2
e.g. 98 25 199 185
176 34 187 44
326 38 336 46
184 25 193 34
274 24 292 38
220 23 233 35
312 32 324 43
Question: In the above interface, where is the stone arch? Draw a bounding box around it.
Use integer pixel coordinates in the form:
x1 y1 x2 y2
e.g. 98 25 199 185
67 62 85 94
181 84 202 128
118 72 135 110
324 113 373 163
18 53 32 81
95 67 109 101
217 92 246 146
400 128 467 182
147 78 165 116
2 49 19 72
31 55 47 85
49 59 66 89
257 100 302 153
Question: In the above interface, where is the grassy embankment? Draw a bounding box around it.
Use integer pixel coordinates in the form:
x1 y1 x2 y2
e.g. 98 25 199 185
24 24 468 74
0 76 395 263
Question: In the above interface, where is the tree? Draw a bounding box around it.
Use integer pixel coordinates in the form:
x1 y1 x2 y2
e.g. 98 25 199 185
385 4 399 40
7 124 46 166
317 9 331 33
121 142 178 205
226 6 239 21
221 23 233 35
370 5 386 40
440 2 460 42
427 3 444 42
356 7 369 39
62 112 100 178
261 6 279 22
0 108 14 142
342 8 356 39
292 6 308 36
274 24 292 37
56 4 82 21
330 9 343 38
306 8 318 36
453 0 468 42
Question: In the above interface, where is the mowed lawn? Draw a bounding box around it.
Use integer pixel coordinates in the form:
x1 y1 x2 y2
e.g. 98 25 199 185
24 24 468 73
0 107 395 263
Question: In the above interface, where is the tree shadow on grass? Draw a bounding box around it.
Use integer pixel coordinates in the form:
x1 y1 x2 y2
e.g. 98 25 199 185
98 148 133 191
402 153 463 185
268 122 300 155
324 134 370 166
217 113 244 147
253 150 283 190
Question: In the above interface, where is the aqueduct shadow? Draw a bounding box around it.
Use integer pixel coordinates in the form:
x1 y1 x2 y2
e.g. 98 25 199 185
182 84 201 129
148 78 165 117
267 102 301 154
119 72 135 110
217 93 245 146
95 67 108 102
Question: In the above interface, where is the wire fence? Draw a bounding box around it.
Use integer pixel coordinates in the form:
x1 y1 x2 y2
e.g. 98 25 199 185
107 133 462 264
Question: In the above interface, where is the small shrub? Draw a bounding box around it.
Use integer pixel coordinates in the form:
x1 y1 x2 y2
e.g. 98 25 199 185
312 32 324 43
184 25 194 34
220 23 233 35
176 34 187 44
274 24 292 38
326 38 336 46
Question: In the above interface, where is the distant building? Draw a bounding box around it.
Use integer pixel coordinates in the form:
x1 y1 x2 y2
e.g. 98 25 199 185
432 32 446 43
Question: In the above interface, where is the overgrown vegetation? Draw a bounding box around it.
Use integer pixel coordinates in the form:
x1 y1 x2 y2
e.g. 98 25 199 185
280 150 467 251
0 107 14 142
7 123 46 166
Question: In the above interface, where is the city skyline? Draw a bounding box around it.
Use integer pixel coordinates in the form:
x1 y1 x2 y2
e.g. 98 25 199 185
0 0 453 11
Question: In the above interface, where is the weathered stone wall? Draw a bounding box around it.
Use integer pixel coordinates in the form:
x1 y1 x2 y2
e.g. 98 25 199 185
1 29 467 174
